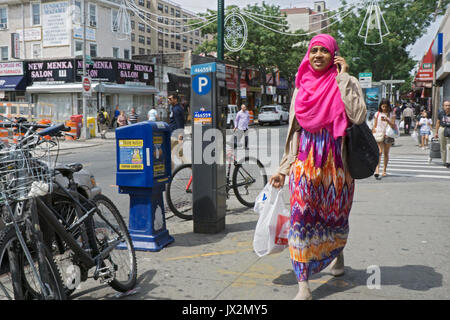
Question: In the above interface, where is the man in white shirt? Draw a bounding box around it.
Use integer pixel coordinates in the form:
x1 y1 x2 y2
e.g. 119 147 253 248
234 104 250 149
148 106 158 121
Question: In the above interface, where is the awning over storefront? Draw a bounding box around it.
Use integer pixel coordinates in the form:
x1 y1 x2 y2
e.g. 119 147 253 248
96 83 158 95
26 83 94 93
0 76 26 91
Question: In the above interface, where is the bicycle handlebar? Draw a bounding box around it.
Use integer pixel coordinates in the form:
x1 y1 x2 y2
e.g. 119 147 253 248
38 123 71 137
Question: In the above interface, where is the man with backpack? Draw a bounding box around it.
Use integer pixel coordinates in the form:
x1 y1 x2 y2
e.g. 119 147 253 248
97 107 109 139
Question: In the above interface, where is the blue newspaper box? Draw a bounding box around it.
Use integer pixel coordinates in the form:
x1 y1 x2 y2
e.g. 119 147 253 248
116 121 174 251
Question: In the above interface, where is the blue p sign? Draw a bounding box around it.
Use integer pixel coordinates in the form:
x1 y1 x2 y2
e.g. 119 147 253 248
193 75 211 95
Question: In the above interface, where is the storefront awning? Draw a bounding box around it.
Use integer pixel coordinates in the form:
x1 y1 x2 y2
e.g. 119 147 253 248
26 83 99 93
96 83 158 95
0 76 26 91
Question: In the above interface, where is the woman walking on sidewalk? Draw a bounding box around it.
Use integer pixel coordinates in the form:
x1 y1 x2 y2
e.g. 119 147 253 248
372 99 396 179
269 34 366 300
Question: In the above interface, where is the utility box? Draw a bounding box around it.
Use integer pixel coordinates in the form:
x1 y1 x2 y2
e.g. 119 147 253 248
116 121 173 251
190 61 228 234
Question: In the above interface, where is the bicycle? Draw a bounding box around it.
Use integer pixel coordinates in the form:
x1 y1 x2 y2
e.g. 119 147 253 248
0 118 67 300
166 138 267 220
0 118 137 299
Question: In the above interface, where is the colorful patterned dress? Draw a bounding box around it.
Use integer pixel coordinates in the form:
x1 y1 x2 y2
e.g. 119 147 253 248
288 127 355 282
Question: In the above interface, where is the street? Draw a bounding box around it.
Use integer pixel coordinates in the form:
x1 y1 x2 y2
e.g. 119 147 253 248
54 125 450 300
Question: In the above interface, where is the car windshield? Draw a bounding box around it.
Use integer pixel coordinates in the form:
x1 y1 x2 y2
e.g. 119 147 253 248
261 107 276 112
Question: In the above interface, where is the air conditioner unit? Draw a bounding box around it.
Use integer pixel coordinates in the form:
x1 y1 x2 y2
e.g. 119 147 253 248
0 23 7 29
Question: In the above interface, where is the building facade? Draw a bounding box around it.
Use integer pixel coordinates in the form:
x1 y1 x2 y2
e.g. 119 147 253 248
280 1 328 33
130 0 209 56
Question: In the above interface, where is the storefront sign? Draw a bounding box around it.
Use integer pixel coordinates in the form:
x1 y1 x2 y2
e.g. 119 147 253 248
76 59 115 82
42 1 69 47
117 61 154 85
0 62 23 76
73 26 96 41
27 59 75 84
17 28 42 41
11 33 20 59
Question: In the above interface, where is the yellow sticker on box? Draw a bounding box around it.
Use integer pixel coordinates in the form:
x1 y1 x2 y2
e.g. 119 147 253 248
120 164 144 170
119 140 144 147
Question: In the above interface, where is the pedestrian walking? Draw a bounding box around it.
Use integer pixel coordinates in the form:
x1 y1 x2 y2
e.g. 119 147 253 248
117 110 128 127
128 107 139 124
435 100 450 167
97 107 109 139
147 105 159 121
110 105 120 129
372 99 396 179
394 103 402 131
415 110 432 150
233 104 250 149
402 103 414 134
269 34 367 300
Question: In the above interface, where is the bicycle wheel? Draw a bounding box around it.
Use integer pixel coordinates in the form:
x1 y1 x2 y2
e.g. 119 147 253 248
91 194 137 292
166 164 193 220
0 226 66 300
232 157 268 208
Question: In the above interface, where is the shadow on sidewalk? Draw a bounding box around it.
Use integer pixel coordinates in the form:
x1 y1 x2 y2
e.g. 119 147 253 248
272 265 442 299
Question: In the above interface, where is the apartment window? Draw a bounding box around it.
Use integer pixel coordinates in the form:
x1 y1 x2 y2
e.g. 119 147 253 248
171 33 174 38
194 39 199 45
138 0 144 6
138 23 145 32
165 40 168 48
31 2 41 25
29 43 41 59
183 15 187 22
158 39 163 47
89 43 97 57
146 1 151 9
147 37 151 45
74 1 82 24
89 3 97 27
138 35 145 44
139 47 145 55
75 40 83 55
175 43 180 51
176 34 180 40
164 5 168 13
131 33 135 41
157 16 163 23
195 30 200 36
171 42 174 49
146 25 151 33
131 21 135 29
182 36 187 43
189 38 193 45
182 46 187 52
175 10 180 18
131 46 135 54
147 49 151 54
170 8 174 16
112 47 119 58
0 7 7 29
0 46 7 60
157 3 163 11
111 9 118 32
124 49 130 59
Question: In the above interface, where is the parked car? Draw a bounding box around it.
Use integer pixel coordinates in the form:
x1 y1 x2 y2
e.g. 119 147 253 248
258 105 289 126
226 104 238 129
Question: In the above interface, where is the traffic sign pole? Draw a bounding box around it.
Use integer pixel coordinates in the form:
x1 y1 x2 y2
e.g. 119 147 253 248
81 0 90 140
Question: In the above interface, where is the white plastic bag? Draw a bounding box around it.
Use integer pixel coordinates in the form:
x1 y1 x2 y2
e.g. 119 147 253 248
411 130 418 142
386 125 400 138
253 184 290 257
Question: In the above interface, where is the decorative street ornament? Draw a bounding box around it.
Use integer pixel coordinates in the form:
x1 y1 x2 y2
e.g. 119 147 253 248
358 0 390 45
115 0 132 40
224 11 248 52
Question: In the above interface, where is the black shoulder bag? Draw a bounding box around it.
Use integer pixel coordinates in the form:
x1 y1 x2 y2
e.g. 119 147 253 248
345 121 380 179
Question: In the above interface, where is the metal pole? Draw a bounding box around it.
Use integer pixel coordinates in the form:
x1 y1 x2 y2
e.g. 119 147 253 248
81 0 89 139
217 0 224 60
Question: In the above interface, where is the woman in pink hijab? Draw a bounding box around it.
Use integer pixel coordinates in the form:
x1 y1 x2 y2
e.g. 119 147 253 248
269 34 367 300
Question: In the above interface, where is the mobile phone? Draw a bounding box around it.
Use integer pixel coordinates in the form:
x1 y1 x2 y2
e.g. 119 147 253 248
335 51 341 72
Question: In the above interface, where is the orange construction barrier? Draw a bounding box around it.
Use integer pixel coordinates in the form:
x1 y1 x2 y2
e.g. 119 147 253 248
65 121 77 140
249 110 254 124
0 121 9 146
12 128 25 144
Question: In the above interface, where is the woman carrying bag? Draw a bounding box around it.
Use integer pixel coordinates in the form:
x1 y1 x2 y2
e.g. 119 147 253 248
372 99 396 179
269 34 366 300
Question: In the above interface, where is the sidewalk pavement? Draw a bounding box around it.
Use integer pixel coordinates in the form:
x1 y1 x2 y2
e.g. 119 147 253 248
70 132 450 301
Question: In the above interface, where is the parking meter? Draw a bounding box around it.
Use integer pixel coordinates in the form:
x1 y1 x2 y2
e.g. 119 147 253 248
116 121 174 251
190 61 228 233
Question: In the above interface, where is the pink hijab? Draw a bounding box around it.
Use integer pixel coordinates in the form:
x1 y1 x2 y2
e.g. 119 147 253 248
295 34 348 139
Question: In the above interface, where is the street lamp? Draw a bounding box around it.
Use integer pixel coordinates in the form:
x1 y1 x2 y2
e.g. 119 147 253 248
217 0 224 60
80 0 90 139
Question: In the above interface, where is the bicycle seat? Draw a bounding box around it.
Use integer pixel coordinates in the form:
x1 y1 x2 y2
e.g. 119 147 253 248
55 163 83 177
